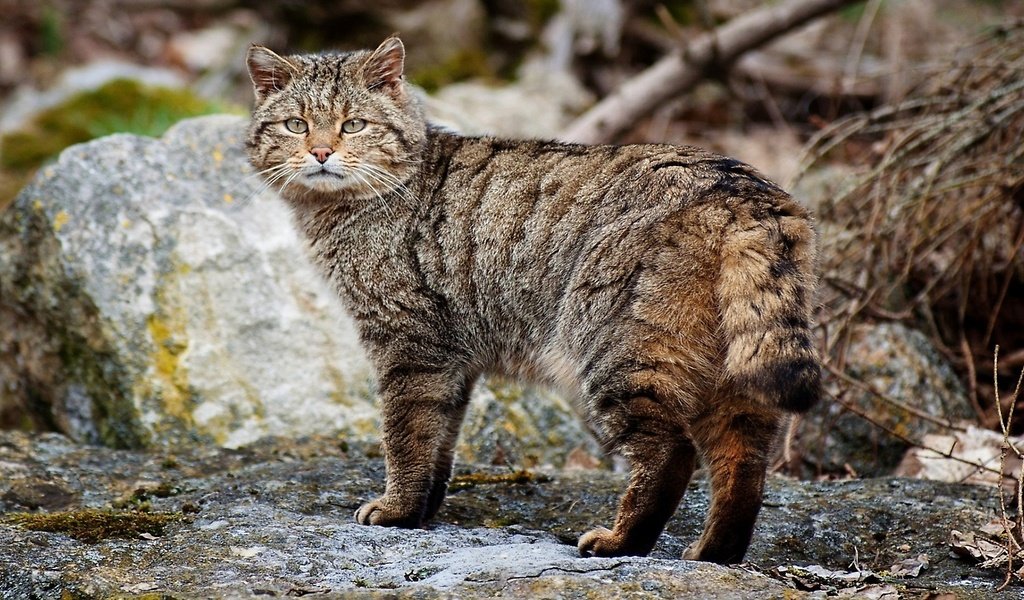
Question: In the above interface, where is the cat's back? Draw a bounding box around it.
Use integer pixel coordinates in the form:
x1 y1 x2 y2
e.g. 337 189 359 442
420 129 790 221
406 130 807 368
415 129 798 287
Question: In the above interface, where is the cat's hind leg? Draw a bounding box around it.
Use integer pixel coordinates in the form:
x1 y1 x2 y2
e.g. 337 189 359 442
578 394 697 557
683 408 781 564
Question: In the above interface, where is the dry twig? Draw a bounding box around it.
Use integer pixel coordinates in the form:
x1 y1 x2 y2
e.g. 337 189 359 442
993 347 1024 589
561 0 863 143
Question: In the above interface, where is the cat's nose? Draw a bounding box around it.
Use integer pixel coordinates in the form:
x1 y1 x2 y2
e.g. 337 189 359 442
310 147 334 164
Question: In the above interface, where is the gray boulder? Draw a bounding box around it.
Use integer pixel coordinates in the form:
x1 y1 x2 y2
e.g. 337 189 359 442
794 322 974 477
0 115 375 448
0 115 597 466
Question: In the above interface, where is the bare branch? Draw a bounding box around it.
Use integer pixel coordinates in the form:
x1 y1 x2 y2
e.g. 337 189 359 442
560 0 864 144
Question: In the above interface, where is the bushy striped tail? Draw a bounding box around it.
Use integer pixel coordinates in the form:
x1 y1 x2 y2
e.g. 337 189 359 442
716 193 821 413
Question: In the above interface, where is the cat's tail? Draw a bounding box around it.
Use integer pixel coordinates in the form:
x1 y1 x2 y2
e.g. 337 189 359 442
716 193 821 413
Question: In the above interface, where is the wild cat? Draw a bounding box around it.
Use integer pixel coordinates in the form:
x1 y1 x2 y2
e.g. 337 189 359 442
245 36 820 564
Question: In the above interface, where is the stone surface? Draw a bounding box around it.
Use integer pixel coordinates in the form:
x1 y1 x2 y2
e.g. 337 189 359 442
0 431 1012 599
425 64 593 138
0 115 597 466
794 322 974 477
0 115 375 448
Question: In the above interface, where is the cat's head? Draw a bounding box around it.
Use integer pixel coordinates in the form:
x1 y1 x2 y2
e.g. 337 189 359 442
245 36 427 202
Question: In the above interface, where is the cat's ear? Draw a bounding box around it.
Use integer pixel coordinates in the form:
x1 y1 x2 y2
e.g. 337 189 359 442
246 45 298 102
364 35 405 95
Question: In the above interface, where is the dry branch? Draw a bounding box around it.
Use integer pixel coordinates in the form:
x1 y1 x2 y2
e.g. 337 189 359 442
560 0 863 144
993 347 1024 588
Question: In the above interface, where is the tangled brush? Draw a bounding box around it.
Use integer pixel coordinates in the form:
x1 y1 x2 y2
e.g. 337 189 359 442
797 22 1024 427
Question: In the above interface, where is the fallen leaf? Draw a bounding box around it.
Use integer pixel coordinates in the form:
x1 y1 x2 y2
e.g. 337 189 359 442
802 564 878 583
890 553 929 577
979 518 1013 537
896 426 1023 488
837 584 900 599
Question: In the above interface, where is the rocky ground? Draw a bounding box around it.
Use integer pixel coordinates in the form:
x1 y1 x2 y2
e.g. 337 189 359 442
1 3 1022 598
0 431 1013 599
0 109 1015 600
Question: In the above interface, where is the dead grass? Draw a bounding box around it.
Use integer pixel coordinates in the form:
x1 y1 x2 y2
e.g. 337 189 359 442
796 22 1024 431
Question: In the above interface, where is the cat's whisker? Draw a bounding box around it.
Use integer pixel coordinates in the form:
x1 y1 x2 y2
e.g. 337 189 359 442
355 166 410 214
278 170 303 197
350 169 395 219
358 163 418 207
225 163 295 210
255 163 293 177
387 156 424 165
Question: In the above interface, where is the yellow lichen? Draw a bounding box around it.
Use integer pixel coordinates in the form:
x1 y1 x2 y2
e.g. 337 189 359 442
141 262 195 430
52 210 70 232
146 311 191 427
448 470 549 492
325 364 353 408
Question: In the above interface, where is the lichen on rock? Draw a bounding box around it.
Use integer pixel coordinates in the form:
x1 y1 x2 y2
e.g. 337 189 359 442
0 116 378 448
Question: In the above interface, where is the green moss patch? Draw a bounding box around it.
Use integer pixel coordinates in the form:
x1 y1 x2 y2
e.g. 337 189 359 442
0 78 236 209
407 49 494 93
5 508 182 543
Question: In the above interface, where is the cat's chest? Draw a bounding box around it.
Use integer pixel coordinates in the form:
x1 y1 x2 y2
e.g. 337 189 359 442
309 215 431 297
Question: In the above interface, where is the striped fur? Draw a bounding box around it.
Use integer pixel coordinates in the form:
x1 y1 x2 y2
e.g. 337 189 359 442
246 37 821 564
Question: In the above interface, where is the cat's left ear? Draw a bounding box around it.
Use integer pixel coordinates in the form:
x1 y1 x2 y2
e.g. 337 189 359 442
364 35 405 95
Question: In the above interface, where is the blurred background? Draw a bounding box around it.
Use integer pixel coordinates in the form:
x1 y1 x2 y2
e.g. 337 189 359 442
1 0 1023 486
0 0 1016 203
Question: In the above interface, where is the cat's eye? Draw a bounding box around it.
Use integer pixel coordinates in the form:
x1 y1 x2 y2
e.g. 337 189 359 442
342 118 366 134
284 118 308 134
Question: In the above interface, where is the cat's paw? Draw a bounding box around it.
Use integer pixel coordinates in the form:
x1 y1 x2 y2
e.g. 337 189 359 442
681 541 701 561
353 497 421 528
578 527 628 557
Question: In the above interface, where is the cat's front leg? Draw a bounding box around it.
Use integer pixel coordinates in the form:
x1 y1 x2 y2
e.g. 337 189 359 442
355 365 470 528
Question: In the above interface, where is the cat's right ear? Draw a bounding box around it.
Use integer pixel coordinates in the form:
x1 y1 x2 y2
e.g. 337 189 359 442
364 35 406 96
246 45 298 102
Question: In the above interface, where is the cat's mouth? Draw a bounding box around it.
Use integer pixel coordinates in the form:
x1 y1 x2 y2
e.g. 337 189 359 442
303 169 348 188
306 169 344 180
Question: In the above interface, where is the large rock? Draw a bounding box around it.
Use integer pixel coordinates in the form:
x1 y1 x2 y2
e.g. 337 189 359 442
794 322 974 477
0 115 597 465
0 115 374 448
0 431 1009 598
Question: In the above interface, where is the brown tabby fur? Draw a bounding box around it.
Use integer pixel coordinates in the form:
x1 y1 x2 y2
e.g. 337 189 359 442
245 36 821 564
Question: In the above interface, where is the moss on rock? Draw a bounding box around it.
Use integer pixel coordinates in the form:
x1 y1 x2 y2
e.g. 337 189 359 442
5 508 181 543
448 469 550 492
0 78 233 209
